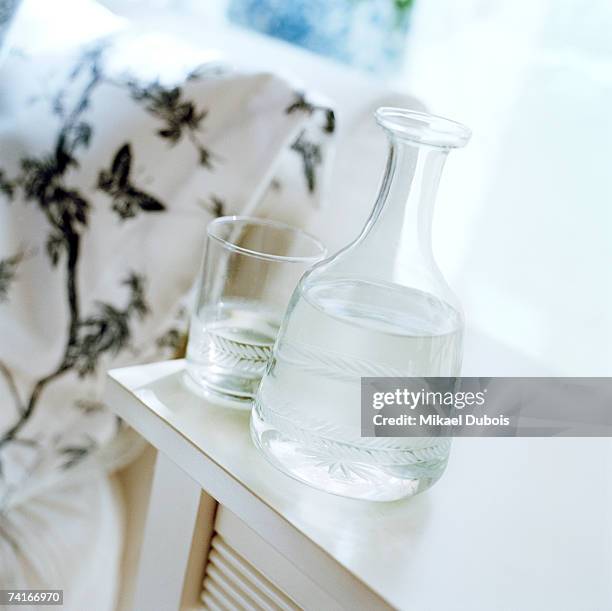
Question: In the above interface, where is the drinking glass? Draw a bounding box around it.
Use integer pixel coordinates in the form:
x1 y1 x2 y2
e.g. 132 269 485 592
186 216 326 408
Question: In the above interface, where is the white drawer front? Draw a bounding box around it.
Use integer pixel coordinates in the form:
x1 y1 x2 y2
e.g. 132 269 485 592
201 507 344 611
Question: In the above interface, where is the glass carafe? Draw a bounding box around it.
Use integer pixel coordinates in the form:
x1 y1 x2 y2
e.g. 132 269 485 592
251 107 471 501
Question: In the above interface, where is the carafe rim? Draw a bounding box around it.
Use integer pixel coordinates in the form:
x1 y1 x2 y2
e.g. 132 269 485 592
375 107 471 149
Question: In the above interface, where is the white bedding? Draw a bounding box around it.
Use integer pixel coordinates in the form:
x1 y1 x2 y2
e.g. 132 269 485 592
0 2 335 606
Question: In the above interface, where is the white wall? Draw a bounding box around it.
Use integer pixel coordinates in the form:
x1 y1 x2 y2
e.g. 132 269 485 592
403 0 612 375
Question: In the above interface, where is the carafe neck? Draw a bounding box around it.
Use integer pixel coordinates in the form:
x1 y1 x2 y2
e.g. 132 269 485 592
359 137 448 265
345 109 470 288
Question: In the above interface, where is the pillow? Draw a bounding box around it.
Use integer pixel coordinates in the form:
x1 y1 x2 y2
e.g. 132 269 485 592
0 33 335 506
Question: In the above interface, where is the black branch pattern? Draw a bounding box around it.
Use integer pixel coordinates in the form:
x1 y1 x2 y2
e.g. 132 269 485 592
0 169 15 199
0 251 23 303
285 93 335 193
125 79 217 168
0 47 158 452
199 194 226 218
291 132 323 194
67 272 149 377
286 92 336 135
58 435 97 469
0 44 327 472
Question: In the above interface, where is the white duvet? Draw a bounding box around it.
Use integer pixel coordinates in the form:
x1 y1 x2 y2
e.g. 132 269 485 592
0 2 334 607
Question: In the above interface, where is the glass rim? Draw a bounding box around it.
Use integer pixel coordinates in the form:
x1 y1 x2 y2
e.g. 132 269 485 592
375 107 471 149
206 215 327 263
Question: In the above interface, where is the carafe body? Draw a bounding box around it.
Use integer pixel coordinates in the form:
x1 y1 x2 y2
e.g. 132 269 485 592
252 108 471 501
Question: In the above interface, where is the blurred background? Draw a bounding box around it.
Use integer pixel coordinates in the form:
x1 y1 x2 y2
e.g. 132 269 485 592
10 0 612 379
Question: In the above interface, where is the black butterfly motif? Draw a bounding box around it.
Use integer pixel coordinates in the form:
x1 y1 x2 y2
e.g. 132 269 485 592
98 143 166 220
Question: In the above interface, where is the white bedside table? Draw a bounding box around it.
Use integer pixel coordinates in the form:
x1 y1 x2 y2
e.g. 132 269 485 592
106 359 612 611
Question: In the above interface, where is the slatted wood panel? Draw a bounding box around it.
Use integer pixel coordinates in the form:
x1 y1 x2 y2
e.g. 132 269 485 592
201 534 302 611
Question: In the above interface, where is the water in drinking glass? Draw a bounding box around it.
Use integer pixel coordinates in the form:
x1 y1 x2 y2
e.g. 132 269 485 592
186 299 281 404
